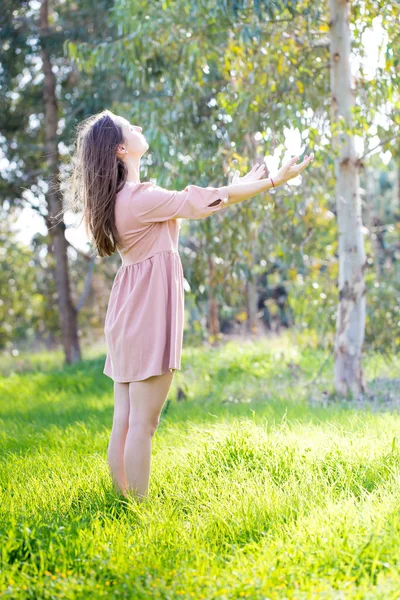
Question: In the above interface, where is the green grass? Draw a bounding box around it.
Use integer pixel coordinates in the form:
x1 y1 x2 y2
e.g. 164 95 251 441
1 331 400 599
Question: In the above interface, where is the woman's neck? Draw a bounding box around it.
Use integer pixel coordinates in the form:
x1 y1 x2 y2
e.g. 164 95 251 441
124 157 141 184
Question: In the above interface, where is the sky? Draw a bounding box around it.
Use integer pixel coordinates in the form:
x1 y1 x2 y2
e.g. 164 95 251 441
9 15 392 254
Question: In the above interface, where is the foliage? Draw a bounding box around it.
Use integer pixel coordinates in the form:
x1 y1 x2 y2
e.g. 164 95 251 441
0 214 58 350
1 0 399 358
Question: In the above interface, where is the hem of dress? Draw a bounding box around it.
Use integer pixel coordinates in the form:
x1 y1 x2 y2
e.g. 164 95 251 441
103 366 181 383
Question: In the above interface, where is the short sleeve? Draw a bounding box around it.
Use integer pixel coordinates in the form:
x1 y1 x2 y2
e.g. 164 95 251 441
127 182 230 224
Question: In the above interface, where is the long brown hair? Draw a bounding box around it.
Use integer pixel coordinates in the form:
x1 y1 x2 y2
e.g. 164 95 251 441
56 109 128 257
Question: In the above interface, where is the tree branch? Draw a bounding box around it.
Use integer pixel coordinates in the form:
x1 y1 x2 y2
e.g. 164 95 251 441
359 134 398 161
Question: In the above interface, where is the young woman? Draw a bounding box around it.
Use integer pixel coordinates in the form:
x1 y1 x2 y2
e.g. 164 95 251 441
65 109 314 502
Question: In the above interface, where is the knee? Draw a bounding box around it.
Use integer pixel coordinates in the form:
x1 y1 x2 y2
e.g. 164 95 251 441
129 416 160 437
146 417 160 437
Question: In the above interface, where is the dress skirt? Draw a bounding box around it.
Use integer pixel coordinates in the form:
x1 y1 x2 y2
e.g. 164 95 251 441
103 249 184 382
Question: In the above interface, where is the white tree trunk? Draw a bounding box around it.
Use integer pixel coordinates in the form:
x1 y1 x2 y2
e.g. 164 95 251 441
329 0 368 396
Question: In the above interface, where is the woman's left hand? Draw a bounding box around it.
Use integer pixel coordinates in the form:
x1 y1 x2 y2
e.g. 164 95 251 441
231 163 267 184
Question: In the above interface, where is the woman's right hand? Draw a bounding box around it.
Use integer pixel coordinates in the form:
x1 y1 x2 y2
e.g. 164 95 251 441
272 153 314 186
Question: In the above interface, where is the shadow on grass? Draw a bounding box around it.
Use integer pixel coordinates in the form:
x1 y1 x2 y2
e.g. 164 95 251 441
2 481 141 573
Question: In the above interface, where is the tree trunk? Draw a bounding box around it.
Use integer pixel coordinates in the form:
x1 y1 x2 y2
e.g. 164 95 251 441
246 221 259 336
365 170 382 279
329 0 368 396
397 145 400 209
246 277 258 335
243 134 263 336
40 0 81 364
207 255 220 338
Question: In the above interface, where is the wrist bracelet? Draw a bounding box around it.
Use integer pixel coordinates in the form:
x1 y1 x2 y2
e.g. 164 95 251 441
270 177 275 188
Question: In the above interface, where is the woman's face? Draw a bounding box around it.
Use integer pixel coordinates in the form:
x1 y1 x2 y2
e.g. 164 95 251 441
114 116 149 157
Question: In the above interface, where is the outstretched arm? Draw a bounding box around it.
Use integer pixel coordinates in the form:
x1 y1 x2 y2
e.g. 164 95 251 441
225 153 314 206
224 177 276 206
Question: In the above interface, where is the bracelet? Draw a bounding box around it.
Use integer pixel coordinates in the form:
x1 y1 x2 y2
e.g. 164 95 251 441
270 177 275 188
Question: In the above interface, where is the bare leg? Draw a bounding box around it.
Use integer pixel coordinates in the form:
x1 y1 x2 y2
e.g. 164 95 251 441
107 381 130 496
124 371 175 501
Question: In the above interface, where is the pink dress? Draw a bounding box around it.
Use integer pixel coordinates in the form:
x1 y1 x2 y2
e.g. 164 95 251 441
103 180 230 383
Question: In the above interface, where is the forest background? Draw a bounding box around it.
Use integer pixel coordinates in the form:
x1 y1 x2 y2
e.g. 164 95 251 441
1 0 399 378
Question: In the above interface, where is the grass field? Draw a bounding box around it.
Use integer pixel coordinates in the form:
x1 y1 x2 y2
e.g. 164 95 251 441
1 331 400 599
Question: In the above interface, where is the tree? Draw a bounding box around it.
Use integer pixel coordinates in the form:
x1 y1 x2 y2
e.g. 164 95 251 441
0 0 119 363
40 0 81 363
329 0 367 395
